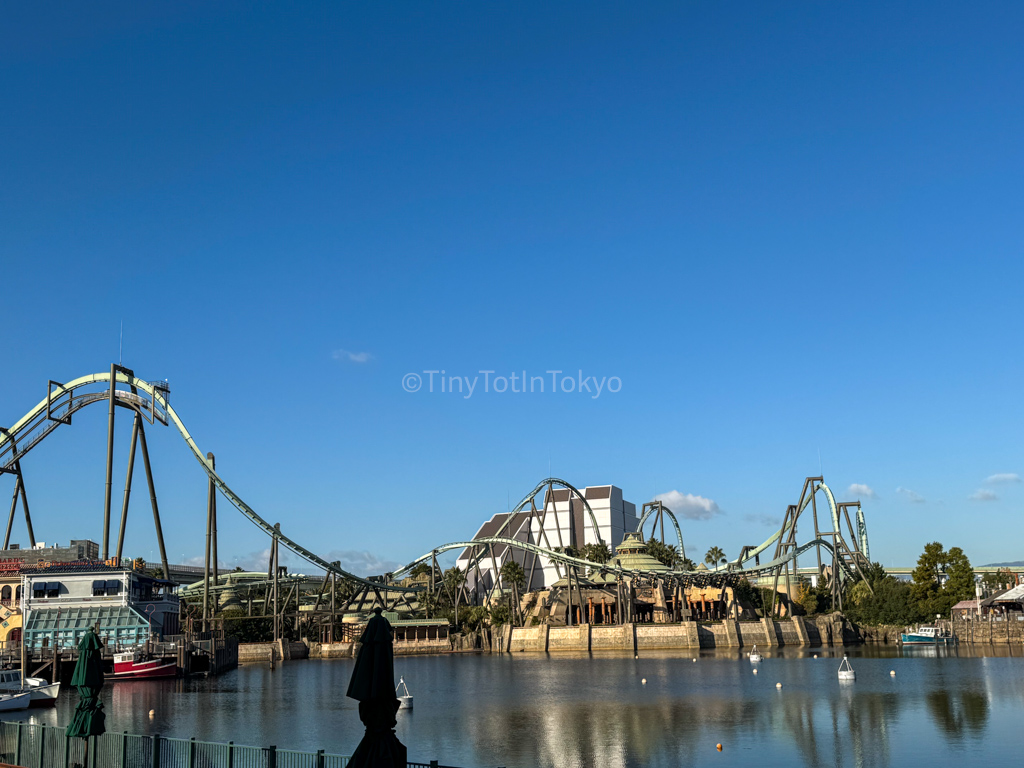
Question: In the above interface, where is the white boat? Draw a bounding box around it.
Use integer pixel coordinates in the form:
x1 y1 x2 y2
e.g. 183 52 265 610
838 656 856 681
0 669 60 708
396 676 413 710
748 645 763 663
0 692 31 712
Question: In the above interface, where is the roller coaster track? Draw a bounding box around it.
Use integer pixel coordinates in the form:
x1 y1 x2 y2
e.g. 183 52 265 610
0 371 422 592
394 534 850 585
636 504 686 557
0 369 871 602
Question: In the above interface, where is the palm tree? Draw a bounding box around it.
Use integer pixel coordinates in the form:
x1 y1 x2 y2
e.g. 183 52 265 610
500 560 527 625
705 546 726 567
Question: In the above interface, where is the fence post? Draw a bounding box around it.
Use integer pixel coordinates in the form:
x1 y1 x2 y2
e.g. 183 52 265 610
227 741 234 768
151 734 161 768
64 729 71 768
188 736 196 768
267 744 277 768
14 721 22 765
37 725 45 768
316 748 325 768
122 731 129 768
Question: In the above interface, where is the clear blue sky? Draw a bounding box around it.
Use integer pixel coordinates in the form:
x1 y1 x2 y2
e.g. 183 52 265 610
1 2 1021 574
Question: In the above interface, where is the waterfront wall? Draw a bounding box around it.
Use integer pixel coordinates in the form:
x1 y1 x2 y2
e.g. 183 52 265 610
502 617 855 653
953 617 1024 644
238 640 309 664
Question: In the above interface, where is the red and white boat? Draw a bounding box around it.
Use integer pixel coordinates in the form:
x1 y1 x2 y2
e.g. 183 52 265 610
111 651 178 679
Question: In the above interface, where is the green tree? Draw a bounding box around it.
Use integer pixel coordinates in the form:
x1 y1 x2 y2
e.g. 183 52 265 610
646 538 680 568
409 563 433 578
845 561 926 626
944 547 975 604
911 542 976 618
499 560 526 625
705 546 726 567
911 541 946 613
581 543 612 564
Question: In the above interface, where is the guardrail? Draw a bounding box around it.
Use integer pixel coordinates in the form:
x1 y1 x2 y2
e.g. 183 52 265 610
0 722 458 768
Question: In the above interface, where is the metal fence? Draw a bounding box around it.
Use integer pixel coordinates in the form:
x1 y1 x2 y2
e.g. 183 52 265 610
0 723 460 768
0 721 351 768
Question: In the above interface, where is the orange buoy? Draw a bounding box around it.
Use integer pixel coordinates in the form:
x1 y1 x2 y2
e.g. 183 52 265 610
717 743 723 751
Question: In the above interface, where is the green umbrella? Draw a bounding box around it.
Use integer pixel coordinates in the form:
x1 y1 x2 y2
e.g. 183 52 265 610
66 628 106 740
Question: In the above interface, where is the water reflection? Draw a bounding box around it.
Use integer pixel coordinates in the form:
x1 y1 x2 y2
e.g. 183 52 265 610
924 689 988 738
14 648 1023 768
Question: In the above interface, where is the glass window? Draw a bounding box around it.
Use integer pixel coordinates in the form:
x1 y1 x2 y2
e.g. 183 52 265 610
46 582 60 599
32 583 46 598
92 580 105 597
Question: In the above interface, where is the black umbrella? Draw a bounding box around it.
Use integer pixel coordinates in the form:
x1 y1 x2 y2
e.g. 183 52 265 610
346 607 407 768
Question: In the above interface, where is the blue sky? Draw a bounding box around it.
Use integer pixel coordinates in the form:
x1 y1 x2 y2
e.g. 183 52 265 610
1 2 1021 574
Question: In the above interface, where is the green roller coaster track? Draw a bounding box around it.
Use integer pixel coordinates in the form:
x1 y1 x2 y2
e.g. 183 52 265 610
0 370 870 598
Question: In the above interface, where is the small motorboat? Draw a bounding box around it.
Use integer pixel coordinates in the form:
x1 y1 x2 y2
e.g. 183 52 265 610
396 676 413 710
900 626 955 645
0 669 60 708
0 692 31 712
111 651 178 680
838 655 856 681
748 645 763 663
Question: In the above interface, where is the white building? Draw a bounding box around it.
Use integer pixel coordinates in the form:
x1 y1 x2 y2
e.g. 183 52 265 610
458 484 639 596
21 563 180 650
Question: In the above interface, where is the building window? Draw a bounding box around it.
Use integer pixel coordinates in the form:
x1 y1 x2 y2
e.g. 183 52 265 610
0 586 10 602
46 582 60 598
32 583 46 599
92 580 106 597
105 580 121 596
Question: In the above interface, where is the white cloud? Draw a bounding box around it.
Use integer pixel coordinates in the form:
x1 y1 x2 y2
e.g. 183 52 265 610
332 349 372 363
970 489 998 502
652 490 722 520
985 473 1021 485
896 487 925 504
320 550 403 577
847 483 878 500
743 513 779 528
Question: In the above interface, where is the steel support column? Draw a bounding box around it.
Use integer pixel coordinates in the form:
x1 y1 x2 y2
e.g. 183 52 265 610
115 413 141 562
137 420 170 580
102 363 117 560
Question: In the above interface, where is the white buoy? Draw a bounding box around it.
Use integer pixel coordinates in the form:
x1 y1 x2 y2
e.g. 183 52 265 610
890 670 896 677
149 710 155 718
692 658 697 662
776 682 783 689
753 669 758 675
641 678 647 685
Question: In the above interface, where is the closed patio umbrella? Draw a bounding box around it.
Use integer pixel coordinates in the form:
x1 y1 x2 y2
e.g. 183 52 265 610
346 607 406 768
66 627 106 764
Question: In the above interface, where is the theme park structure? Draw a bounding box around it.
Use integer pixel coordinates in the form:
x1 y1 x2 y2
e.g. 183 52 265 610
0 367 873 631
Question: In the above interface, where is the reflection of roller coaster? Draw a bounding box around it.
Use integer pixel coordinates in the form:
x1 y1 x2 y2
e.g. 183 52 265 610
0 369 872 617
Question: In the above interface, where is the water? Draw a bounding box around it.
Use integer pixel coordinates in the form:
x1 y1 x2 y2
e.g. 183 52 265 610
8 645 1024 768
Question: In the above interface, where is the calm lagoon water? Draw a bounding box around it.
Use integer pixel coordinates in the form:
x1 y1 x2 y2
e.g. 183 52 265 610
8 645 1024 768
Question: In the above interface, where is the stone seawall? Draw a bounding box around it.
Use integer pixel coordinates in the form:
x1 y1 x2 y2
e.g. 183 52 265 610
503 617 857 653
953 617 1024 644
238 640 308 663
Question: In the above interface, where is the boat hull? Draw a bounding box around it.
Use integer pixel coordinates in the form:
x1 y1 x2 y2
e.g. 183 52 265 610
0 693 31 712
0 681 60 708
111 660 179 680
901 634 955 644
